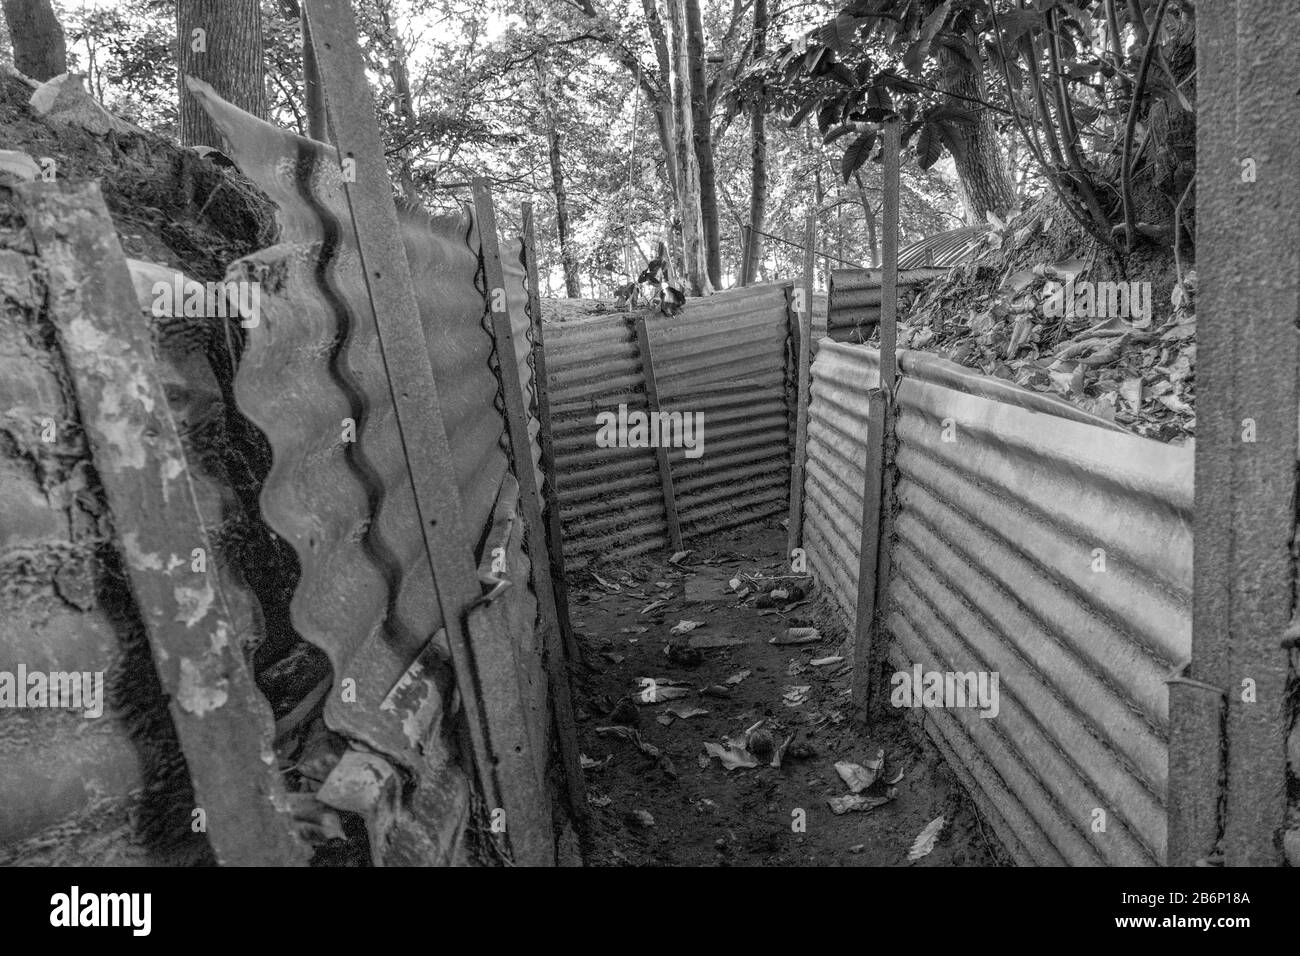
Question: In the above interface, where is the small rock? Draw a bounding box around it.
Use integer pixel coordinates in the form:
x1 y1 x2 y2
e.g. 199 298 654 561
626 809 655 828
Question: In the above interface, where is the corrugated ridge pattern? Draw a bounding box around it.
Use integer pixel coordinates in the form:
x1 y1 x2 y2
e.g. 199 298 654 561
648 283 792 540
826 267 948 342
545 284 793 565
897 224 990 269
198 89 542 796
803 341 1193 866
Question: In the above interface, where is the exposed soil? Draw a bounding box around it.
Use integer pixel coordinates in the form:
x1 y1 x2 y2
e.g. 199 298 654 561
570 521 1007 867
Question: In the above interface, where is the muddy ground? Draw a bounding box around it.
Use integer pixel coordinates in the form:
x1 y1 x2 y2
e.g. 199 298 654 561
569 521 1008 867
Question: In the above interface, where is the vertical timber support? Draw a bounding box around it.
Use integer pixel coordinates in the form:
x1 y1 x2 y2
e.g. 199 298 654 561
634 314 684 552
304 0 548 865
851 117 901 718
472 179 587 830
786 213 815 558
1169 0 1300 867
520 201 578 662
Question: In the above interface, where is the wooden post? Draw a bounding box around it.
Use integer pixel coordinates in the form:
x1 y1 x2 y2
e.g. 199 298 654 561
304 0 548 865
1168 0 1300 867
520 201 578 662
472 179 588 827
851 117 901 716
786 213 815 558
634 314 684 552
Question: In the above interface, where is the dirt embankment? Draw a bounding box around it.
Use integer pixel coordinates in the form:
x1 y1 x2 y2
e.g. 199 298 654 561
895 191 1195 445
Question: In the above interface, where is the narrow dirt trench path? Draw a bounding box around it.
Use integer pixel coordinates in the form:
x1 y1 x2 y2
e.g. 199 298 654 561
569 522 1007 866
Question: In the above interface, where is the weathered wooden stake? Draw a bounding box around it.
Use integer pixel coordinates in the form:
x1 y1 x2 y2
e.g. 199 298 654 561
473 179 587 826
851 117 901 716
786 213 816 558
520 201 579 662
634 314 684 552
1169 0 1300 867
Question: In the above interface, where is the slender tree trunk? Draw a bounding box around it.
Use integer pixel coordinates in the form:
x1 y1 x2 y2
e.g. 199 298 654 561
741 0 769 285
668 0 712 295
177 0 267 147
524 2 579 297
854 172 878 267
934 23 1015 221
684 0 720 287
374 0 419 200
2 0 65 81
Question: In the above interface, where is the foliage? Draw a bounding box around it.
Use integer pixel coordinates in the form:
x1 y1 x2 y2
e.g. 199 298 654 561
765 0 1196 249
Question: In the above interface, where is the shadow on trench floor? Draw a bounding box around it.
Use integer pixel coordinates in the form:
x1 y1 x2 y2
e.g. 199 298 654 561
569 520 1009 867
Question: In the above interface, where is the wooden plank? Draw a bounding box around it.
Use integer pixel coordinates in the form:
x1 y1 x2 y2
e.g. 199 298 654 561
19 180 308 866
472 180 587 828
879 117 901 393
851 393 888 711
303 0 547 866
852 118 902 717
635 314 684 551
786 213 815 557
1172 0 1299 867
521 201 579 662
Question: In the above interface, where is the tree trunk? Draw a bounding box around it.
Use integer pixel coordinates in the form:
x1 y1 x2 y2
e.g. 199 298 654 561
741 0 769 286
177 0 268 147
525 2 580 296
935 28 1016 221
667 0 712 295
2 0 65 81
374 0 419 200
684 0 720 287
854 172 878 267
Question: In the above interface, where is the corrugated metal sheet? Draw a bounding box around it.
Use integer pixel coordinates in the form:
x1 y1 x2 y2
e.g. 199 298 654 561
196 85 552 856
827 267 948 342
546 312 666 566
647 283 792 540
545 284 793 566
803 340 1192 866
898 224 989 269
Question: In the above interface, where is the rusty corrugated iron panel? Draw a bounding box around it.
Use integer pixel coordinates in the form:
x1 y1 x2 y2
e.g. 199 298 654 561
545 285 793 566
192 80 512 535
827 267 947 343
803 340 1192 866
897 224 989 269
648 283 792 539
545 313 665 566
231 242 462 766
194 83 555 774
